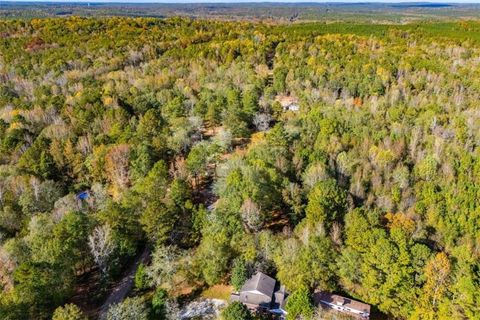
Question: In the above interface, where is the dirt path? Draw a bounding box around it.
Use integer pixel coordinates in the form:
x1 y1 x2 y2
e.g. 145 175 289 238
98 247 151 317
94 129 249 318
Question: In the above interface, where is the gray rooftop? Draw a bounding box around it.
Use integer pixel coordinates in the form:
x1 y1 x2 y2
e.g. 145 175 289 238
272 285 288 311
241 272 276 297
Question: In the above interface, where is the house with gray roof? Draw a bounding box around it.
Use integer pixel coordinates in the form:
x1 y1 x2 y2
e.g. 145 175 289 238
230 272 288 317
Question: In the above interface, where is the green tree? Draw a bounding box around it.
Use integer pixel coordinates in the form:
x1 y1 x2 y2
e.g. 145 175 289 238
53 211 92 271
273 66 288 93
276 235 336 292
134 263 149 291
52 304 87 320
132 160 173 244
205 96 224 128
221 301 253 320
17 137 57 179
230 257 249 291
224 89 249 138
130 143 154 183
186 141 218 186
285 286 314 320
151 288 168 319
13 262 73 319
416 155 438 181
305 179 347 229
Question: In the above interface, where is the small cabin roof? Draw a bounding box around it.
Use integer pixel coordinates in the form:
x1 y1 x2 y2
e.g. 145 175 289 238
275 95 298 107
314 292 371 314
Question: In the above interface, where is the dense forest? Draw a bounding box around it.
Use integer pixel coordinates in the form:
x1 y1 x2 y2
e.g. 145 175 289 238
1 16 480 320
3 2 480 23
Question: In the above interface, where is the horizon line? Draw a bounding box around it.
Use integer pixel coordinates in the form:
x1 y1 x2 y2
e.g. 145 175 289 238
3 0 480 3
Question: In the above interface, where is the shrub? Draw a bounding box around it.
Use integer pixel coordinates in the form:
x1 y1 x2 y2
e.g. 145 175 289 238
221 301 253 320
134 263 149 290
52 304 87 320
106 297 148 320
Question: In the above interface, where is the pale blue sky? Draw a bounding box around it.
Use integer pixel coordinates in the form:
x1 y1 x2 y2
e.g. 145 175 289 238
3 0 480 3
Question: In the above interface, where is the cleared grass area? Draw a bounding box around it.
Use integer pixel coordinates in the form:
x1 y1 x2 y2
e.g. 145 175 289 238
201 284 233 301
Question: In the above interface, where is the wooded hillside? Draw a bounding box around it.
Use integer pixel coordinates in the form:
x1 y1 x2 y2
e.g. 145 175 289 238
0 17 479 319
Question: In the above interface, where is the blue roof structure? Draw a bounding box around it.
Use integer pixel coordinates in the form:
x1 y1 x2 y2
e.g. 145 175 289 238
77 191 90 200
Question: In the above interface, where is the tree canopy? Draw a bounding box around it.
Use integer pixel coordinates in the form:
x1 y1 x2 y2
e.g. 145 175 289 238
0 15 480 320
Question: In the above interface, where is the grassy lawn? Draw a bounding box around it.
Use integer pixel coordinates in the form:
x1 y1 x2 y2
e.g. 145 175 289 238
201 284 233 301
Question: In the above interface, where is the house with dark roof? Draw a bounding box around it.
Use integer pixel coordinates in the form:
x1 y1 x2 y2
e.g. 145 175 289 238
313 292 371 319
230 272 288 317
